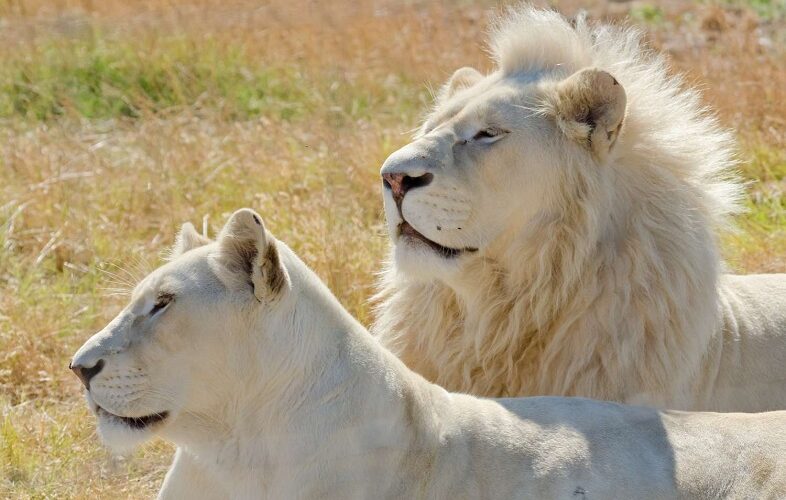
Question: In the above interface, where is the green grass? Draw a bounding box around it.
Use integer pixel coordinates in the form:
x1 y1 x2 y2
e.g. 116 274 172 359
723 144 786 270
0 35 427 123
630 4 667 25
721 0 786 20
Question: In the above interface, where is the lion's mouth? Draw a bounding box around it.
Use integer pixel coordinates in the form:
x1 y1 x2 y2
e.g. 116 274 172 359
397 221 477 259
96 405 169 430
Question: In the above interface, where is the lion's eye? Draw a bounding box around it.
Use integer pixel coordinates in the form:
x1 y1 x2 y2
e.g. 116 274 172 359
472 127 508 144
150 293 174 316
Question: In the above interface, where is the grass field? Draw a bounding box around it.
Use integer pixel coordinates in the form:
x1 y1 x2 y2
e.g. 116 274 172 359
1 0 785 497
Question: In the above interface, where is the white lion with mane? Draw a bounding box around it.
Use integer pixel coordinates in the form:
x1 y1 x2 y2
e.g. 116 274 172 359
375 6 786 411
71 209 786 498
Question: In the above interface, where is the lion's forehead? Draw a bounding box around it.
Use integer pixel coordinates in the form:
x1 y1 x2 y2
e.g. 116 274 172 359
424 78 540 136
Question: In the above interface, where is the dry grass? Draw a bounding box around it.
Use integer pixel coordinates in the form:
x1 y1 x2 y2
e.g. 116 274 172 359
1 0 784 497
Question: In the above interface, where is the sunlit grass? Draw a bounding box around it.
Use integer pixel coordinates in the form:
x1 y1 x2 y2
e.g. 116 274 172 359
724 143 786 271
1 397 170 498
0 34 433 122
1 0 784 497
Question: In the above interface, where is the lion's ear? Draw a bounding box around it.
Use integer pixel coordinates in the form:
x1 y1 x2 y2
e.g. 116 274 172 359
549 68 626 162
215 209 289 302
170 222 211 259
440 66 483 101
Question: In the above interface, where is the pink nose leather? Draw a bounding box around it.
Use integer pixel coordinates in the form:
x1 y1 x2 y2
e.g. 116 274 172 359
383 173 407 203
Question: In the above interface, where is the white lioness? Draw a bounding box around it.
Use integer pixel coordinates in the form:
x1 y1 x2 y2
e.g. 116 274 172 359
375 6 786 411
72 209 786 499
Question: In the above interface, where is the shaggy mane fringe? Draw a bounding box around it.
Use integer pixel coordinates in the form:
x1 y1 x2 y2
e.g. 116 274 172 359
488 4 742 226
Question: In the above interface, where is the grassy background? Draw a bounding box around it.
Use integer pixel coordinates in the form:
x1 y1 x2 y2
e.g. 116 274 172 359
1 0 785 497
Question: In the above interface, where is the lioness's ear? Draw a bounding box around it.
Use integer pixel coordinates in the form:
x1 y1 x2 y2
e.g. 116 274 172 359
547 68 626 162
170 222 211 259
216 209 289 302
440 66 483 101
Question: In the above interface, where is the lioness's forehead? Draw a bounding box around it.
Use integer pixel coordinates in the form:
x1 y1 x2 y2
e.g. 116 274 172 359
131 245 222 299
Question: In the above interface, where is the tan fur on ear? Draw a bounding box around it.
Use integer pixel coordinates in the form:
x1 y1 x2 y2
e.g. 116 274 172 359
441 66 484 101
170 222 211 259
549 68 627 162
261 241 287 296
216 209 289 301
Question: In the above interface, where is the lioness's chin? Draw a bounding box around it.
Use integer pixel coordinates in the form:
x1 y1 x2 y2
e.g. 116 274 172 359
96 412 159 453
88 397 171 453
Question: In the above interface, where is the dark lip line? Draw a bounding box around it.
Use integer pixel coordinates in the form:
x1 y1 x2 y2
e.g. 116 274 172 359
397 221 478 259
96 405 169 429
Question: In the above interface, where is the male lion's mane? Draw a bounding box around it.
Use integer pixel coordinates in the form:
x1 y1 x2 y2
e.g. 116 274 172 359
373 6 742 407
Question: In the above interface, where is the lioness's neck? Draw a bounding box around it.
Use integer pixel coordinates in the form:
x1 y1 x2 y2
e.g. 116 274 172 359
176 253 445 495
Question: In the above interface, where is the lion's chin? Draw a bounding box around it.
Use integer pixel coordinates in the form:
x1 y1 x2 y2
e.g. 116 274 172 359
393 239 466 281
397 222 477 259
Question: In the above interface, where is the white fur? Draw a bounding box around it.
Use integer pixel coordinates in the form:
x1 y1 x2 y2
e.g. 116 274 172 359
374 5 786 410
72 210 786 498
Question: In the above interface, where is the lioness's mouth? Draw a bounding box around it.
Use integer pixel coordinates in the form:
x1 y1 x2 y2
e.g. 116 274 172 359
397 222 477 259
96 405 169 430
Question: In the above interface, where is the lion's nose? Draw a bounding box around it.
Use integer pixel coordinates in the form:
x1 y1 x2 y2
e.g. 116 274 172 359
382 172 434 206
69 359 105 390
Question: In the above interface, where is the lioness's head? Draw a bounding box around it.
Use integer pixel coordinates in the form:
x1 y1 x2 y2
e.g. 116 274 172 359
380 9 626 282
70 209 291 452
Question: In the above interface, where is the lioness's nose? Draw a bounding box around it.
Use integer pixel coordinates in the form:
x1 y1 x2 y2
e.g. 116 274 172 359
69 359 104 390
382 172 434 205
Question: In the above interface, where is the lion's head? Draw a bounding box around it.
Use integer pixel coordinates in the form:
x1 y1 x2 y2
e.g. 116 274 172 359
381 61 626 281
374 7 741 404
70 209 291 452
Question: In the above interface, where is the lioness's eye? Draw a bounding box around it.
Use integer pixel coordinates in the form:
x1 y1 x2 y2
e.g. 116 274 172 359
472 127 508 143
150 293 174 316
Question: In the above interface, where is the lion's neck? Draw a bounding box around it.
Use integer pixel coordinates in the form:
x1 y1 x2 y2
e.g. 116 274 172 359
173 279 444 495
375 172 723 407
